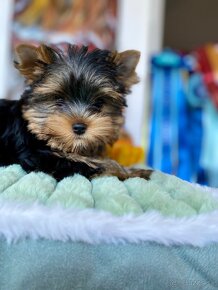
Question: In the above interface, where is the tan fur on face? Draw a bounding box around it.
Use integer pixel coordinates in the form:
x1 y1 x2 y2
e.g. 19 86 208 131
34 77 63 95
23 106 123 156
34 67 71 95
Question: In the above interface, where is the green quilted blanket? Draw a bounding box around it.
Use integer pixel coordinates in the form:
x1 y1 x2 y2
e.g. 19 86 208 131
0 164 218 246
1 164 218 216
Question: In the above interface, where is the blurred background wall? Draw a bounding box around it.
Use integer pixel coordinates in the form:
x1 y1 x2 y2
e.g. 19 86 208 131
164 0 218 50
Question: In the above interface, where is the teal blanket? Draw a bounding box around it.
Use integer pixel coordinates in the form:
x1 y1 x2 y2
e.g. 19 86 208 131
1 164 218 289
0 240 218 290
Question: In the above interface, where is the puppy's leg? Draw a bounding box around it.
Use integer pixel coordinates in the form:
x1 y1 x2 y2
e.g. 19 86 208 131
125 167 153 180
46 153 152 181
89 159 153 181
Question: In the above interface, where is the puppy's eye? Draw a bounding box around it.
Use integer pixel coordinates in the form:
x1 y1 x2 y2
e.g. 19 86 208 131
56 99 65 107
93 99 105 109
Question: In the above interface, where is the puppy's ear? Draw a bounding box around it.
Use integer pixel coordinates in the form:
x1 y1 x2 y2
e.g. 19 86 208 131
14 44 58 83
110 50 140 91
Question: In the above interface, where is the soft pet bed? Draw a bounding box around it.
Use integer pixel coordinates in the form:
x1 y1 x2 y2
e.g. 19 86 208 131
0 164 218 290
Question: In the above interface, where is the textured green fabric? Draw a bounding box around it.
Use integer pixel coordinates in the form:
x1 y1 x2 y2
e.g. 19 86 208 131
0 239 217 290
0 164 218 217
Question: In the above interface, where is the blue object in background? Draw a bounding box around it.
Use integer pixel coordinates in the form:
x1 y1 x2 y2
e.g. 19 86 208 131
148 50 206 183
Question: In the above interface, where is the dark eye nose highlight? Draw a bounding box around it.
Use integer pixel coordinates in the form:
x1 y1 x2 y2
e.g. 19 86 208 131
73 123 87 135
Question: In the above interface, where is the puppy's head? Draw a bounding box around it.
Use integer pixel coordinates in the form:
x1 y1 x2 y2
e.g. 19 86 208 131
15 44 140 156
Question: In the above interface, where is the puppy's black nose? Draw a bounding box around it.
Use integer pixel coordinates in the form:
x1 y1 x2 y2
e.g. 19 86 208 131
73 123 87 135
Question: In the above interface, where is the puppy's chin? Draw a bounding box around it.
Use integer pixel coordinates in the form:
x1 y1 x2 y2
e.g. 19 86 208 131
48 131 117 157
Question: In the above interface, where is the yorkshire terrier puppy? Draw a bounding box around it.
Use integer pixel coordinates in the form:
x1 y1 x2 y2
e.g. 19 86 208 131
0 44 152 181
